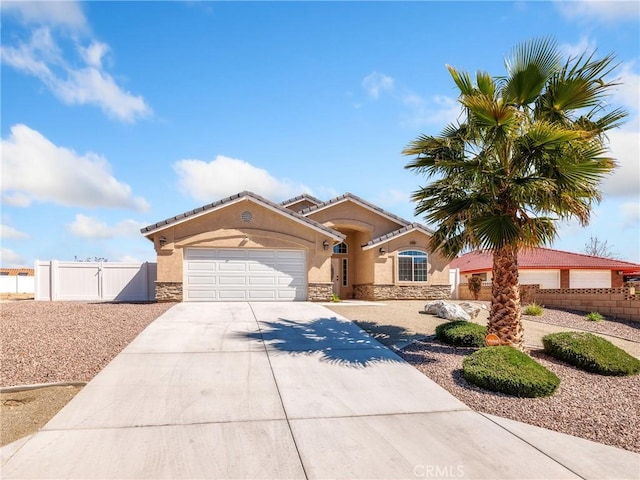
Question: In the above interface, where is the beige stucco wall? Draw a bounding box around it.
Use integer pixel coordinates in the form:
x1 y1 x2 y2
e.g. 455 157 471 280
306 201 403 239
373 231 449 286
151 199 334 285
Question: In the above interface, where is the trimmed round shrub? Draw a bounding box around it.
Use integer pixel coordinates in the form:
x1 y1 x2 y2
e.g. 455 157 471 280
542 332 640 376
435 320 487 347
463 346 560 397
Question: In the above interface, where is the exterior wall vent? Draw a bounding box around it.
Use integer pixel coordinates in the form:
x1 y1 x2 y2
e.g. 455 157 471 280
241 211 253 223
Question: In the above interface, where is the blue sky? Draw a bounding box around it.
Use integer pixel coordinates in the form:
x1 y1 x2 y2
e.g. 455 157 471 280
1 1 639 267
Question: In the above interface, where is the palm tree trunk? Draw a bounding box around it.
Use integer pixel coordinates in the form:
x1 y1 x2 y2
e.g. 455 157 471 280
488 245 524 350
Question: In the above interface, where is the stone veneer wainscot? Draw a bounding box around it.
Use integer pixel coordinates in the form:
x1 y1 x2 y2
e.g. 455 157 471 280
353 284 451 301
156 282 183 302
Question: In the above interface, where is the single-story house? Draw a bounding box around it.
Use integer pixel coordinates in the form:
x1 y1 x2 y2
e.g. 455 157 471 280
0 268 34 276
141 191 450 302
451 247 640 289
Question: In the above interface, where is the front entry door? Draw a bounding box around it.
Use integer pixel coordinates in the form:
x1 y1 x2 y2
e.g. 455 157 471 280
331 258 340 296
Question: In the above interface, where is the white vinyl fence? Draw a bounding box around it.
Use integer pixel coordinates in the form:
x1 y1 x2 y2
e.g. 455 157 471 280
449 268 460 299
35 261 157 301
0 275 35 294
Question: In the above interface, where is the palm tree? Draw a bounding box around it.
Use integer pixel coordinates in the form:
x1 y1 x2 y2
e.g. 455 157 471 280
403 38 626 349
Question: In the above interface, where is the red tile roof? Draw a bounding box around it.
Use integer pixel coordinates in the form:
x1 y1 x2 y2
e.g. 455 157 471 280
450 247 640 273
0 268 34 276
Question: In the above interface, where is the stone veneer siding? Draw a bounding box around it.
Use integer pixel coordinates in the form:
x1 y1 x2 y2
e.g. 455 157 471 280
353 284 451 301
156 281 183 302
308 283 333 302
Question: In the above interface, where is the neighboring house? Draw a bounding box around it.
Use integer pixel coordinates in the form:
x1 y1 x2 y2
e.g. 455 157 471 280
0 268 35 294
141 191 450 302
451 247 640 289
0 268 34 277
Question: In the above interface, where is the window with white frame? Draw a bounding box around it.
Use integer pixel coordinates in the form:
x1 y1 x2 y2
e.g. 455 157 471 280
398 250 428 282
333 242 347 254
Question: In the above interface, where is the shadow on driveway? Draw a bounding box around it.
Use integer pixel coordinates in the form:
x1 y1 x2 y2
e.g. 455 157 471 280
241 316 405 368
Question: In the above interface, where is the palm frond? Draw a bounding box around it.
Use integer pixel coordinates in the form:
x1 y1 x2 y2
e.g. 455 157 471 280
502 37 561 106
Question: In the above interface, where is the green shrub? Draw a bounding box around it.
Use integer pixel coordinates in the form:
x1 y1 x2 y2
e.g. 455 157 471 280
585 311 604 322
523 303 544 316
463 346 560 397
435 320 487 347
542 332 640 376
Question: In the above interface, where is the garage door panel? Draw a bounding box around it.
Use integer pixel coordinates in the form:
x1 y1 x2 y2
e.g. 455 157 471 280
248 277 277 286
570 270 610 288
184 248 306 302
219 263 247 272
219 277 247 285
186 290 217 300
187 277 217 285
219 290 248 300
187 263 216 271
519 270 560 289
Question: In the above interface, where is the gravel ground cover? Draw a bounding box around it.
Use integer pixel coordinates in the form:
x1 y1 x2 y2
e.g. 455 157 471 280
0 301 175 387
332 300 640 454
401 340 640 453
521 307 640 343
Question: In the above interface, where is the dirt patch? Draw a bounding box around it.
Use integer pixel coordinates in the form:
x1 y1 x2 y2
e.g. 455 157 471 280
0 293 34 301
0 301 175 447
1 385 83 447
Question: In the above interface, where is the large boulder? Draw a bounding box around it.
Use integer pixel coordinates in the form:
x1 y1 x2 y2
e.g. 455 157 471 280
424 300 471 321
458 302 482 319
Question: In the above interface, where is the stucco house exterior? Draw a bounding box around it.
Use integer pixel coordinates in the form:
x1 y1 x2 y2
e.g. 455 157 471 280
141 191 450 302
451 247 640 289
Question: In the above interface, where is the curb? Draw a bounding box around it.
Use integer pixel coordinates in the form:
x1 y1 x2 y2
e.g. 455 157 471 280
0 381 86 394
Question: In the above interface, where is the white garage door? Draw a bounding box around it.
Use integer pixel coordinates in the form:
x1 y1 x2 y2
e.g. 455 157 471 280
570 270 611 288
519 270 560 289
184 248 307 301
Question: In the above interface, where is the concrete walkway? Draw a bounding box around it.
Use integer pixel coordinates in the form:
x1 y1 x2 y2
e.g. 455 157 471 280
2 302 638 479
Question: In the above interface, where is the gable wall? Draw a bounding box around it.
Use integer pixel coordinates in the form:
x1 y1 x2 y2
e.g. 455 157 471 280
152 199 333 285
305 202 403 239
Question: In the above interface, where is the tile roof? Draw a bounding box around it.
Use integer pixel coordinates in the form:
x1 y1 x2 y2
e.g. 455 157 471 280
362 223 434 249
450 247 640 273
140 191 345 241
280 193 323 207
0 268 34 276
299 192 410 227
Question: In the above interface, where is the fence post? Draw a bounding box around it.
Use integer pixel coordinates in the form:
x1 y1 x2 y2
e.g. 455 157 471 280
51 260 58 301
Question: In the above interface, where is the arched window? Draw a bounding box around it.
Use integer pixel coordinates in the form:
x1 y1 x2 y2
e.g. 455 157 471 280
398 250 428 282
333 242 347 254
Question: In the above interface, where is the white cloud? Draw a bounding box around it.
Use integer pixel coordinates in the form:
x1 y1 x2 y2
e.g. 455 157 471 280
1 1 87 31
68 214 147 239
375 189 410 207
555 0 639 23
559 36 597 61
611 62 639 114
0 247 28 268
79 41 109 68
362 72 394 99
0 224 30 240
1 124 150 211
620 201 640 229
174 155 312 202
401 94 462 128
116 255 143 263
602 129 640 198
1 22 150 122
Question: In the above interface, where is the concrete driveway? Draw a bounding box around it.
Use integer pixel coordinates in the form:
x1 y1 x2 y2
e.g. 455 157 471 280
2 302 638 479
